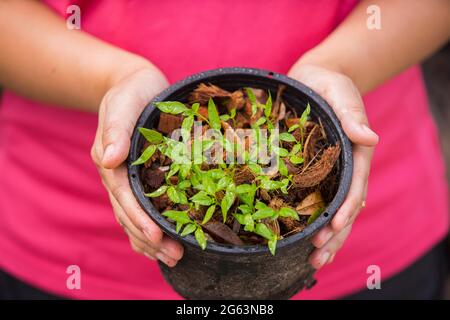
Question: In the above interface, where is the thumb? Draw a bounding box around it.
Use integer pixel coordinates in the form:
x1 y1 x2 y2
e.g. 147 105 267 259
339 110 379 147
101 95 142 169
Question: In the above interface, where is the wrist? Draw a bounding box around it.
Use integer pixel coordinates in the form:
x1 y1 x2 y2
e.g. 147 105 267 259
293 49 348 77
290 49 365 93
104 54 166 94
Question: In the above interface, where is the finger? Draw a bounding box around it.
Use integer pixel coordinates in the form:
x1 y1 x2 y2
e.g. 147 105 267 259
329 86 379 147
100 70 168 169
339 110 379 147
155 249 179 268
126 229 158 259
91 100 107 165
331 145 373 232
110 191 184 261
310 225 352 269
109 191 153 245
101 90 143 169
311 225 334 248
127 231 178 267
159 235 184 261
102 165 163 246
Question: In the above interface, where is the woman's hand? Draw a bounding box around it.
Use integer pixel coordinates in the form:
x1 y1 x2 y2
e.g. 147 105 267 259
91 66 184 267
288 63 379 270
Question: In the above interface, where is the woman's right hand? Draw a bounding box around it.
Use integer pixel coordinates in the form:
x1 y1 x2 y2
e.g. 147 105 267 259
91 65 184 267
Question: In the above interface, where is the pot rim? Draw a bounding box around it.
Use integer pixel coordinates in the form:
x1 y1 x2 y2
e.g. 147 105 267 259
128 67 353 256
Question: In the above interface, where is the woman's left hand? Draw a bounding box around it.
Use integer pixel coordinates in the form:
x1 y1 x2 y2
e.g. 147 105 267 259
288 63 379 270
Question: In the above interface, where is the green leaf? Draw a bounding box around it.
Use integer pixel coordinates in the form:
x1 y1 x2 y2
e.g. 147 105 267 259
279 132 297 142
307 207 325 225
132 145 157 165
179 163 191 180
217 176 230 191
243 214 254 232
291 143 302 155
279 159 288 177
202 139 215 151
195 227 207 250
177 180 191 190
246 88 257 105
238 186 256 208
190 174 201 190
203 176 216 195
209 169 226 180
246 88 259 117
202 205 216 224
264 91 272 118
145 185 168 198
273 146 289 157
221 189 236 222
253 207 276 220
176 221 183 233
182 115 194 134
220 114 230 121
138 128 163 144
167 163 180 179
268 238 277 256
235 184 254 194
181 223 197 237
280 178 290 194
290 154 304 164
234 212 254 232
254 117 266 127
167 186 187 204
288 124 299 133
155 101 188 115
279 207 299 220
248 163 262 175
207 98 221 130
162 210 191 224
251 103 258 117
255 223 274 241
230 108 237 119
237 204 252 215
234 213 246 225
300 103 311 126
260 177 286 191
255 201 268 210
190 191 215 206
191 103 200 113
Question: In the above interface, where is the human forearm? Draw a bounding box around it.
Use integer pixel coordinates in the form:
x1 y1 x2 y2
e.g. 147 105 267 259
293 0 450 94
0 0 157 112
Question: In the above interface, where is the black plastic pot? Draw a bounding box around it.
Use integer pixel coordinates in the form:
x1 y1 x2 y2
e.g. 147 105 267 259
128 68 353 300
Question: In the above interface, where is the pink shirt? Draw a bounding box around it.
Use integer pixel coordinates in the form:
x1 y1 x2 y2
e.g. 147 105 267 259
0 0 448 299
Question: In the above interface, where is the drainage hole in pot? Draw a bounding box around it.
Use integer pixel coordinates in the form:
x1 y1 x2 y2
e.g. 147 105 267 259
131 174 137 179
323 212 329 217
267 71 274 77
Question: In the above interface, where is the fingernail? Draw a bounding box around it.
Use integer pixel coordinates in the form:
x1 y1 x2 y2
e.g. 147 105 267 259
327 253 336 264
102 144 115 163
144 253 156 261
156 252 175 267
319 252 330 267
